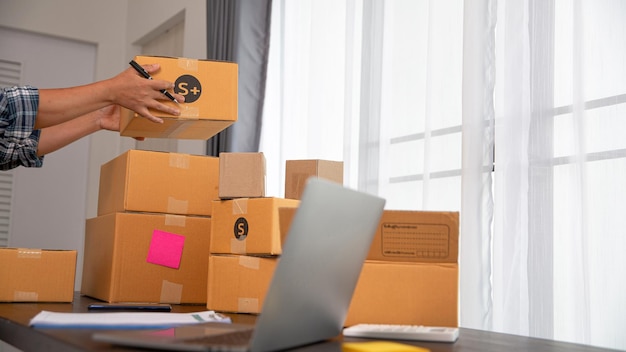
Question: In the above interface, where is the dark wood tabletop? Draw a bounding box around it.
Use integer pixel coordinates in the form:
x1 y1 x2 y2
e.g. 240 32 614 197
0 293 619 352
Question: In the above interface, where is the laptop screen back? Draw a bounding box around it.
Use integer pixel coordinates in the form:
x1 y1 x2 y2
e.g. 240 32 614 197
249 178 385 352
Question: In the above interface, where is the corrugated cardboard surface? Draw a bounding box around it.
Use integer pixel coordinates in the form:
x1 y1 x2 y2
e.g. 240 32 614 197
207 254 277 314
279 209 459 264
81 212 211 304
368 211 459 263
277 208 459 326
97 150 219 217
284 160 343 200
218 152 266 199
120 55 238 140
0 248 76 302
346 261 459 327
210 198 300 255
278 207 298 245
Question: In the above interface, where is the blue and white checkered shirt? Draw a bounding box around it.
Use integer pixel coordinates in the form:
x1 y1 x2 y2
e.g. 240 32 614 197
0 86 43 170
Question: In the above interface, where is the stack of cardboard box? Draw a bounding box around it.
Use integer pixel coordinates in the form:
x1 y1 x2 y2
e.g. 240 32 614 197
345 211 459 327
80 150 219 304
207 155 344 313
81 55 238 304
79 69 459 327
277 208 460 327
279 160 459 327
207 152 300 313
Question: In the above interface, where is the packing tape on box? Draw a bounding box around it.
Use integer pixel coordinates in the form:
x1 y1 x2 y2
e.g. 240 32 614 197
230 238 247 254
232 198 249 214
161 120 199 140
16 248 42 258
169 153 191 169
165 214 187 227
14 291 38 301
238 256 260 270
160 280 183 304
177 58 199 71
167 197 189 215
178 105 200 118
238 297 259 313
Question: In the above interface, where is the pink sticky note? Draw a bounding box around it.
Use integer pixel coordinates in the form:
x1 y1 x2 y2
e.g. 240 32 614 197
150 328 176 337
146 230 185 269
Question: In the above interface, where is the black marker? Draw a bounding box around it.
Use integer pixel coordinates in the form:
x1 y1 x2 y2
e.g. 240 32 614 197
88 303 172 312
129 60 179 104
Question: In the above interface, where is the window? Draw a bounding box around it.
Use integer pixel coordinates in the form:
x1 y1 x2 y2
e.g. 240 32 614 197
493 0 626 348
261 0 465 213
262 0 626 349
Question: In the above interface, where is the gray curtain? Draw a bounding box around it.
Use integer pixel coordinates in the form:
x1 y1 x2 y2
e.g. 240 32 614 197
206 0 273 156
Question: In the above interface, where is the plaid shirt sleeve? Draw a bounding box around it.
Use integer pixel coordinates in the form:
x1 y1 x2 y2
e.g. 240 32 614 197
0 86 44 170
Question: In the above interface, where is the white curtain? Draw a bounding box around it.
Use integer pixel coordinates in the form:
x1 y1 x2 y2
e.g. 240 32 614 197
494 0 626 349
260 0 626 350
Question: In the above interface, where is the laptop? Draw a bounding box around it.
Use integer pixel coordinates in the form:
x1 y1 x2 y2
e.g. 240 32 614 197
93 177 386 352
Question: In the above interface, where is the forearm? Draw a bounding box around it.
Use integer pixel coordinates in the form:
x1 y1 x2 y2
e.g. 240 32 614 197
35 80 114 129
34 64 183 130
37 112 101 156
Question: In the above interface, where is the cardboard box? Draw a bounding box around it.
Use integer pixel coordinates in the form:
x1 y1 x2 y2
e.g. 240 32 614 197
285 160 343 200
218 152 266 199
120 55 238 139
81 212 211 303
368 211 459 263
211 198 300 255
97 150 219 216
207 254 278 314
346 261 459 327
278 209 459 264
278 207 298 245
276 208 459 327
0 248 76 302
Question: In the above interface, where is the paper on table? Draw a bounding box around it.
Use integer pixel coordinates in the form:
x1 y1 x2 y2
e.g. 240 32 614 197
29 310 231 329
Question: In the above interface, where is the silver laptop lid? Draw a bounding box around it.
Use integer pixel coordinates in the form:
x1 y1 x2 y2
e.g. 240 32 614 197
249 178 385 352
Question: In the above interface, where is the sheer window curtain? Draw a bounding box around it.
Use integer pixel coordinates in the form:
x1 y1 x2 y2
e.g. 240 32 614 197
261 0 470 204
260 0 625 350
260 0 488 333
494 0 626 349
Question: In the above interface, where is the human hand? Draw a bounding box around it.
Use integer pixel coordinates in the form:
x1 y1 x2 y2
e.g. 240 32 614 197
108 64 185 123
94 104 145 141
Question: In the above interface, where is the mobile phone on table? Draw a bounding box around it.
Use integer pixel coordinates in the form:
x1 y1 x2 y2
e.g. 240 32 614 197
87 303 172 312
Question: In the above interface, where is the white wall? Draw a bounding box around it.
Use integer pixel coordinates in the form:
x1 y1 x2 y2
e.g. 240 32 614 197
0 0 207 217
1 26 97 296
125 0 208 160
0 0 207 272
1 0 130 222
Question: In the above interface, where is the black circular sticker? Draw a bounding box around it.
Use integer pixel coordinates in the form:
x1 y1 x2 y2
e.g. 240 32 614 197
174 74 202 103
234 217 249 241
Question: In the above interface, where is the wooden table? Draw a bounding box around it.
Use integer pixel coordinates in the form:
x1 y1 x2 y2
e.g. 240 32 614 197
0 293 619 351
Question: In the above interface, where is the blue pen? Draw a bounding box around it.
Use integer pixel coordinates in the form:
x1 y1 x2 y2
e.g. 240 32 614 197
129 60 179 104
